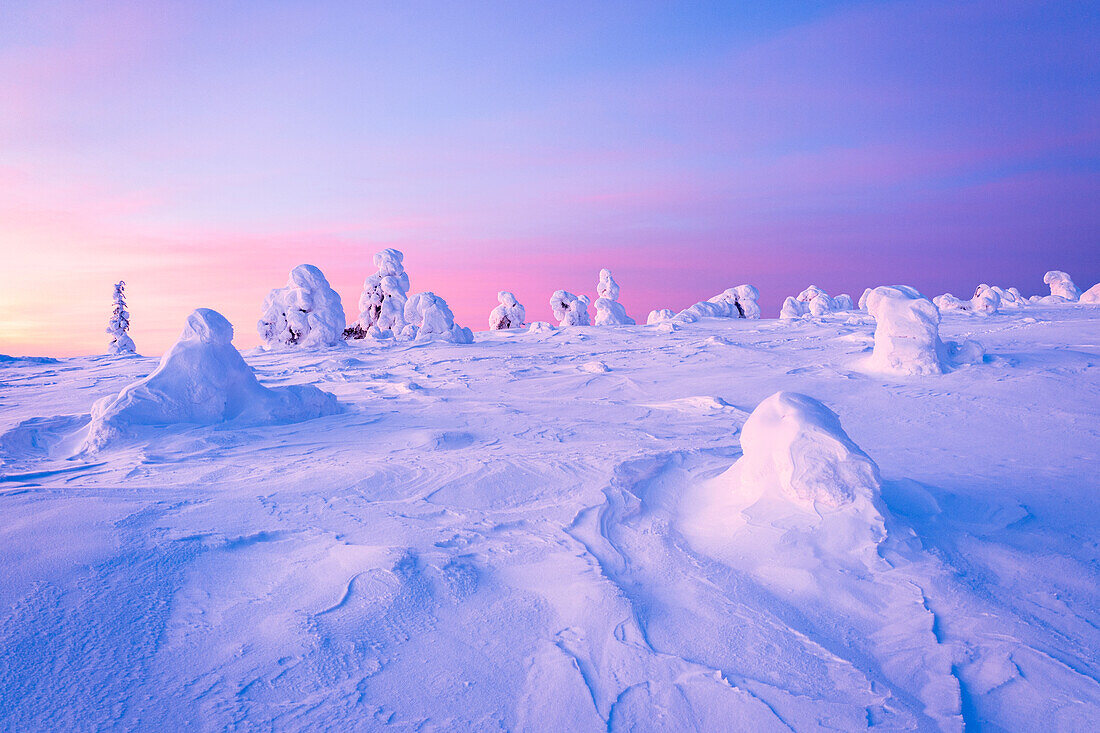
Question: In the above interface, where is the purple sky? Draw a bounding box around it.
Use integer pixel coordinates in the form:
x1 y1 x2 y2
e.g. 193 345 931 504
2 0 1098 355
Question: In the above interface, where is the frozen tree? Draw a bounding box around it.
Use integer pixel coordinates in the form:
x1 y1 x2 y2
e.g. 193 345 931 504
736 391 881 509
781 286 856 319
1044 270 1080 301
86 309 340 451
106 280 136 355
550 290 591 326
258 265 346 349
347 248 411 338
402 292 473 343
489 291 525 330
647 285 760 324
865 286 947 375
593 269 635 326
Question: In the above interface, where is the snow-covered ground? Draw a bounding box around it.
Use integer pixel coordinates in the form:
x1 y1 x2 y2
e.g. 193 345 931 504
2 305 1099 730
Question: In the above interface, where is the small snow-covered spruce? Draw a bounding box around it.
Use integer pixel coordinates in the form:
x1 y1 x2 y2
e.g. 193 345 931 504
489 291 526 330
258 264 346 349
780 285 856 320
550 290 591 326
1044 270 1080 302
593 269 635 326
106 280 136 355
646 285 760 324
86 308 340 451
346 248 411 339
402 292 473 343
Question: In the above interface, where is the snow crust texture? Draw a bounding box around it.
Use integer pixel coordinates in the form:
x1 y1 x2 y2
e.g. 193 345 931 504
87 308 340 450
489 291 525 330
258 265 346 348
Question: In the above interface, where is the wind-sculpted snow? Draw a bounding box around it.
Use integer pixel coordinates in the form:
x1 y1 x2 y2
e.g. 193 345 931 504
489 291 525 330
86 309 340 450
1083 283 1100 304
3 305 1100 730
258 264 346 348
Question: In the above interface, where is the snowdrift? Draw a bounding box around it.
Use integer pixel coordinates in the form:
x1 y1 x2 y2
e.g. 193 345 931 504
646 285 760 324
1082 283 1100 304
489 291 525 330
86 309 341 450
258 264 346 348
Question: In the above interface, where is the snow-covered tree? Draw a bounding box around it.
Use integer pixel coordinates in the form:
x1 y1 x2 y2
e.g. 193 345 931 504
1044 270 1080 301
402 292 474 343
258 264 346 349
550 290 590 326
489 291 525 330
346 248 411 338
106 280 136 355
593 269 635 326
781 285 856 320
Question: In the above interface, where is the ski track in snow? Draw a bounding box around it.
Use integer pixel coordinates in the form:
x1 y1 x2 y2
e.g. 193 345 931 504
1 306 1099 730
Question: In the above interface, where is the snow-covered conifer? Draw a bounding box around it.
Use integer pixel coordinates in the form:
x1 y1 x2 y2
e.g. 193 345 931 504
348 248 411 338
593 269 635 326
550 290 591 326
489 291 525 330
106 280 136 355
258 265 346 349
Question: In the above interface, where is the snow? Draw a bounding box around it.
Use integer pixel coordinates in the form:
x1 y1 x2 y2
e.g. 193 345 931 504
866 285 948 375
781 285 856 319
550 289 591 326
84 308 341 451
648 285 760 324
489 291 526 330
403 292 474 343
1081 283 1100 304
106 281 136 355
3 303 1100 730
258 264 346 348
593 269 635 326
351 248 411 338
1044 270 1081 301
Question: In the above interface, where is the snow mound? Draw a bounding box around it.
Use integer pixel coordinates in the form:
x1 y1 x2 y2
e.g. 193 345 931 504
489 291 525 330
866 286 947 376
593 269 635 326
403 292 473 343
1082 283 1100 304
1044 270 1080 301
347 248 411 338
781 286 856 319
86 309 340 450
736 391 881 509
649 285 760 324
935 284 1026 316
258 264 346 348
550 290 591 326
526 321 554 334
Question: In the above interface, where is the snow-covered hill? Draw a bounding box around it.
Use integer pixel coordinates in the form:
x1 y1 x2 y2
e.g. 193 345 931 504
2 305 1099 730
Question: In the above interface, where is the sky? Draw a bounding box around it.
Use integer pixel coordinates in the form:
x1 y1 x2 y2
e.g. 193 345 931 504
2 0 1098 356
